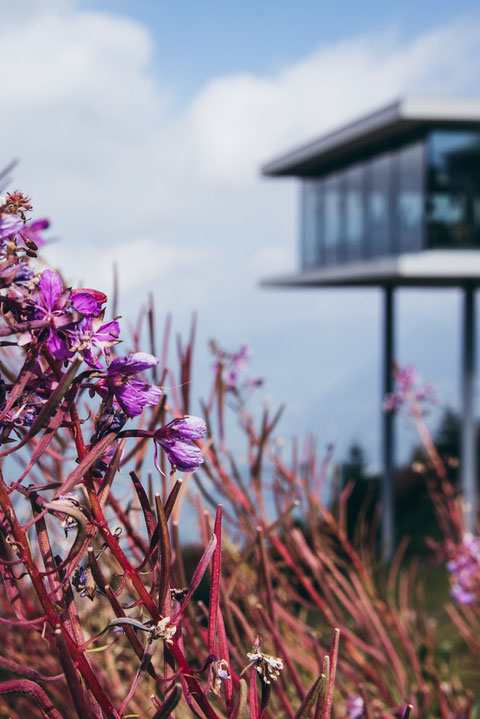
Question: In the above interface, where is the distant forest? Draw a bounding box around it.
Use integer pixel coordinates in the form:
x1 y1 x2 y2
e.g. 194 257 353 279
339 408 466 554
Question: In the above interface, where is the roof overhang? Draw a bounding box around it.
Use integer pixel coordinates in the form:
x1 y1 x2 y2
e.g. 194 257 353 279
261 97 480 177
261 251 480 289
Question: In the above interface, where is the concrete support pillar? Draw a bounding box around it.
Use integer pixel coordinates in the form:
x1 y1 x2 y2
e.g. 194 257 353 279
461 284 477 533
382 285 395 560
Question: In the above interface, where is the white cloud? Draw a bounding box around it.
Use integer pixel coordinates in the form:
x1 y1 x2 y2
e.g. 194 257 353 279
0 3 478 460
3 6 480 252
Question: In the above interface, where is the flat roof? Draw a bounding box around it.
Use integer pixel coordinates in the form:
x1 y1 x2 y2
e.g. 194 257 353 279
260 251 480 289
262 96 480 177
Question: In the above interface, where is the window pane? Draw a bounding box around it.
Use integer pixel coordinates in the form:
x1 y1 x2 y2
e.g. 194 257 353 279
323 174 341 265
367 154 391 257
301 180 322 269
345 164 365 261
396 141 425 252
427 130 480 249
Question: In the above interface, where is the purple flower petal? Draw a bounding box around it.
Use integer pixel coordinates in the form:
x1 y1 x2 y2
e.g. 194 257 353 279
81 348 103 370
28 218 50 232
0 213 23 241
20 218 50 247
108 352 159 378
46 328 71 360
162 438 204 472
72 292 101 317
166 416 207 440
92 319 120 347
114 376 162 417
38 270 64 313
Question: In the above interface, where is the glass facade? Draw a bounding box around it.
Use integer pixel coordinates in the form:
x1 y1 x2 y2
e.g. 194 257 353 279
426 130 480 249
301 138 426 270
300 127 480 270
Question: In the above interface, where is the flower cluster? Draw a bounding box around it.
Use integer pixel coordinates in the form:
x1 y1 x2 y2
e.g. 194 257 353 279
211 340 263 394
446 534 480 605
383 363 437 415
0 194 207 473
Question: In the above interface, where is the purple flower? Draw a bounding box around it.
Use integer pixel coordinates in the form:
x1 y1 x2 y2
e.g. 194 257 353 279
383 363 437 415
212 341 262 395
0 213 23 243
30 271 110 361
447 533 480 605
346 694 364 719
153 415 206 472
246 376 264 388
97 352 161 417
69 315 121 368
231 342 252 372
19 218 49 248
31 269 74 359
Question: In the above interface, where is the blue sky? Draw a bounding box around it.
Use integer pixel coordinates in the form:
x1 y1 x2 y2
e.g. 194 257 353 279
2 0 480 479
85 0 480 100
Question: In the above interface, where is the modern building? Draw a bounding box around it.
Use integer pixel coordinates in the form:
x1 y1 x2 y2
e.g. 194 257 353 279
261 97 480 555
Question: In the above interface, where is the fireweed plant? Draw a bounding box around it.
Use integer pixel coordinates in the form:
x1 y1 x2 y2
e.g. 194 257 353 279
385 363 480 678
0 193 340 719
0 193 477 718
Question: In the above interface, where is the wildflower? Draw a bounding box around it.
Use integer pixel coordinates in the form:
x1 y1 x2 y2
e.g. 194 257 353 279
19 218 49 248
383 363 437 415
232 342 252 372
346 694 365 719
31 269 77 359
69 315 121 368
153 415 207 472
244 636 284 685
71 288 107 304
211 340 263 394
446 533 480 604
96 352 161 417
246 376 264 388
